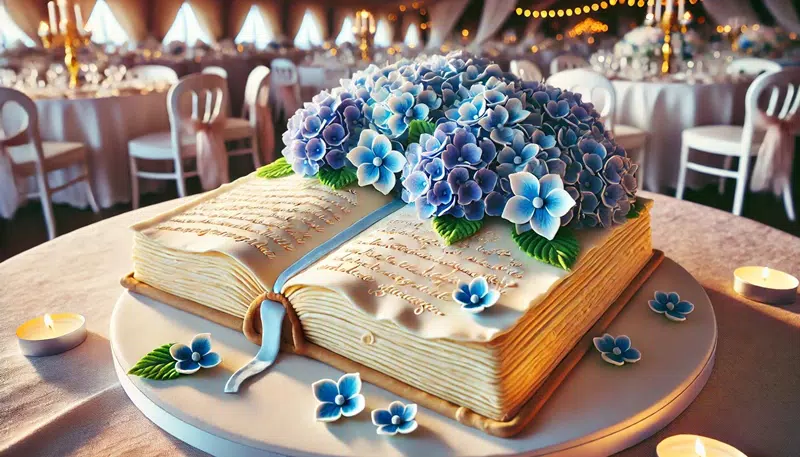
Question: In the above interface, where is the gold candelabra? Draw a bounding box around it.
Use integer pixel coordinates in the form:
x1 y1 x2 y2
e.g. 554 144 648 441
38 0 92 88
660 11 676 74
354 10 376 62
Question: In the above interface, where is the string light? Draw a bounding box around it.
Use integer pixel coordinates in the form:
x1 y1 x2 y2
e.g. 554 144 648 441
524 9 531 17
567 17 609 37
516 7 523 14
461 28 469 37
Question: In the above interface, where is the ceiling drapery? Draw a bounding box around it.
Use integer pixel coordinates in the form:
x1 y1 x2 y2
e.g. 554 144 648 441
424 0 469 50
761 0 800 34
700 0 759 28
3 0 46 42
469 0 517 48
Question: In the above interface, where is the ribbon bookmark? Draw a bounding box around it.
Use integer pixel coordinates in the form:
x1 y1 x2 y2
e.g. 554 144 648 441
224 199 407 393
224 299 286 393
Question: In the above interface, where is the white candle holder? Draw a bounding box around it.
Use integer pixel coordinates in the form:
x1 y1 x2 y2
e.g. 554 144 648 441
17 313 87 356
657 434 746 457
734 266 798 306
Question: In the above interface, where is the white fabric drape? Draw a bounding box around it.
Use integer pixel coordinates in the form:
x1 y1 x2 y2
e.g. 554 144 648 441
425 0 470 50
374 18 393 47
701 0 759 27
469 0 518 47
761 0 800 35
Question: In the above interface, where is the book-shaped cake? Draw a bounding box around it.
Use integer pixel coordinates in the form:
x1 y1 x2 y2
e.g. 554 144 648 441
125 173 653 436
124 52 653 437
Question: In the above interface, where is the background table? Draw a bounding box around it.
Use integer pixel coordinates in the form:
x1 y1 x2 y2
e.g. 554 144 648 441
1 192 798 456
613 79 751 193
0 91 170 219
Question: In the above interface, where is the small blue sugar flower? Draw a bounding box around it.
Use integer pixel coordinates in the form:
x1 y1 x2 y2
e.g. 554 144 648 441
371 401 418 435
501 172 576 240
593 334 641 366
649 291 695 322
347 130 407 195
497 131 541 177
453 277 500 314
385 92 430 137
312 373 366 422
169 333 222 375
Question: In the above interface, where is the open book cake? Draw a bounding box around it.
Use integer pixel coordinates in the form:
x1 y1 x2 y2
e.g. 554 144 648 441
123 52 652 437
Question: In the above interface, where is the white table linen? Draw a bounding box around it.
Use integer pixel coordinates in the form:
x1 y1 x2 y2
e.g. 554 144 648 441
612 79 750 192
1 192 799 456
0 91 170 219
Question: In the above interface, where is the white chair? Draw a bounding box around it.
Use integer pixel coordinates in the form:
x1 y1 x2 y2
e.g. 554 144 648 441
510 60 544 82
727 58 782 76
676 68 800 220
128 74 232 208
0 88 99 239
226 66 274 167
546 68 648 175
270 58 302 118
128 65 179 83
202 66 228 79
550 55 590 75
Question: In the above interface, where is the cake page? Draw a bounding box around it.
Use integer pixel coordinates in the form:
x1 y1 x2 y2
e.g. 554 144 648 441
283 203 644 342
131 174 395 291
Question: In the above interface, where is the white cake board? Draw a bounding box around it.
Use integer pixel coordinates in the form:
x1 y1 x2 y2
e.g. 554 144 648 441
111 257 716 457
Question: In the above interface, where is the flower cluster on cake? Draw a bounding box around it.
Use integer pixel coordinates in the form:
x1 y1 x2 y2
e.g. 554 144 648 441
263 51 639 270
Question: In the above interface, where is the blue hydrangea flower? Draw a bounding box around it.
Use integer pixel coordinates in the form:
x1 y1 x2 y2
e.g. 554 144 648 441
445 96 487 126
453 276 500 313
312 373 366 422
442 129 495 169
402 170 430 201
169 333 221 374
347 130 406 195
501 172 576 240
593 334 641 366
497 131 541 177
371 401 418 436
384 92 430 137
648 291 695 322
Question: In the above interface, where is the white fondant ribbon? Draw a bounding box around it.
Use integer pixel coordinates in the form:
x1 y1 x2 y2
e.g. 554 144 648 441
750 113 799 195
224 198 408 393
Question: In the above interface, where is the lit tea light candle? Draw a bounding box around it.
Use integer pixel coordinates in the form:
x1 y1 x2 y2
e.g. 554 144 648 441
16 313 87 357
734 266 798 305
657 435 746 457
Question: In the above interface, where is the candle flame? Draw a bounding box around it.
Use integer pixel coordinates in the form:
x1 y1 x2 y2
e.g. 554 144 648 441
695 437 706 457
762 267 770 281
44 314 55 330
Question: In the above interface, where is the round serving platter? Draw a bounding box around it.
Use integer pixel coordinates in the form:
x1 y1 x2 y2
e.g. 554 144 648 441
111 257 716 457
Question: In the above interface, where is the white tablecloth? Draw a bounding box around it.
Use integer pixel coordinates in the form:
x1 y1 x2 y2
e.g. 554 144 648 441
0 91 170 219
1 192 799 456
613 79 750 192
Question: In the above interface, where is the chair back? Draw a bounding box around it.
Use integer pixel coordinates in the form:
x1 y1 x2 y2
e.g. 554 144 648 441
510 60 543 82
547 68 617 131
550 55 589 75
0 87 45 169
270 58 299 86
743 68 800 140
743 68 800 192
270 58 301 118
727 58 782 76
242 66 275 162
202 66 228 79
166 73 227 158
128 65 179 83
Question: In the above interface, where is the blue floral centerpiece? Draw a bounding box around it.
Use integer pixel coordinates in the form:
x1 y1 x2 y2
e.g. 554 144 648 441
258 51 640 271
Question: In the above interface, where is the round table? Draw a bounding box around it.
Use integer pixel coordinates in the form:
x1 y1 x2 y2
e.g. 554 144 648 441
1 192 798 456
612 79 751 193
0 90 171 219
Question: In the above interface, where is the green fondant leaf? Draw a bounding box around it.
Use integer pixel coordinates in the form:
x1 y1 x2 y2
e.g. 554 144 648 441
318 167 358 190
626 199 647 219
511 226 579 271
407 120 436 146
128 343 182 381
256 157 294 179
432 216 484 246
